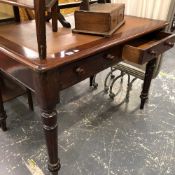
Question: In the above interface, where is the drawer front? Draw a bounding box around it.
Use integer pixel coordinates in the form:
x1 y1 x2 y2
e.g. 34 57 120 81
58 47 122 90
122 32 175 64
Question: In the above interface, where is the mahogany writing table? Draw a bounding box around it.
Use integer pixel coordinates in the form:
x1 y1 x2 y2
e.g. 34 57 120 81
0 15 175 174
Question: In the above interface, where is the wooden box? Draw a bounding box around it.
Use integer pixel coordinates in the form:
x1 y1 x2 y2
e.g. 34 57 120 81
73 3 125 36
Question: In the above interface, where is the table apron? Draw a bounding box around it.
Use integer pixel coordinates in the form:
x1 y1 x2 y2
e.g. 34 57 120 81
0 45 123 92
58 46 122 90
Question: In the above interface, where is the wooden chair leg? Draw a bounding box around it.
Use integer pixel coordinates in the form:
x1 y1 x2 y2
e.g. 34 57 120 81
90 75 98 89
34 0 46 59
26 89 34 111
51 1 58 32
45 11 71 28
57 12 71 28
13 6 20 22
90 76 94 87
0 81 7 131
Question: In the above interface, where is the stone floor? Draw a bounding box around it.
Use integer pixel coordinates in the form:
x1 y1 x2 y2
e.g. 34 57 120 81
0 47 175 175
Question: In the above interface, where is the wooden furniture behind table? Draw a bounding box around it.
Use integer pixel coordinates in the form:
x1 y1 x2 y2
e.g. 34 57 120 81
0 0 98 119
73 2 125 36
0 1 36 116
0 1 175 174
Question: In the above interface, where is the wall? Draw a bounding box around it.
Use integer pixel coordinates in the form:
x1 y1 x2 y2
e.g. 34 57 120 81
0 3 13 19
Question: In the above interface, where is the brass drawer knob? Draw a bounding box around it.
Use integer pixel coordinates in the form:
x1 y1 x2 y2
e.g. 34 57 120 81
75 67 85 75
164 41 174 47
149 50 157 56
106 54 115 61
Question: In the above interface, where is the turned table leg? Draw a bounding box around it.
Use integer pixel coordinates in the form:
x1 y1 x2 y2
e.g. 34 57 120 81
140 58 157 109
41 109 60 173
0 80 7 131
36 98 60 174
33 71 60 174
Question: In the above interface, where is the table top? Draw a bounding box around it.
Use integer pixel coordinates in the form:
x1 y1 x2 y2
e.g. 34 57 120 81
0 15 168 71
0 0 58 9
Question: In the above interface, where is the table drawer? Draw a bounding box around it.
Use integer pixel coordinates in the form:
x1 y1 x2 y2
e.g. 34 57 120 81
122 32 175 64
59 47 122 90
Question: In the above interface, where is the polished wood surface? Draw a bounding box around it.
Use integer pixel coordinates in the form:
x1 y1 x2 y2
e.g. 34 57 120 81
0 0 58 9
0 16 169 71
0 14 174 175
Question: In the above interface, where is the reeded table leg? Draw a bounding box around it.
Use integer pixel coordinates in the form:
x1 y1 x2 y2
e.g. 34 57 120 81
0 80 7 131
140 58 157 109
